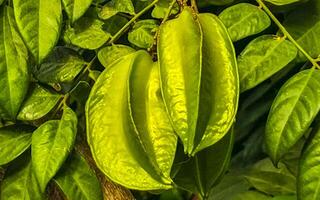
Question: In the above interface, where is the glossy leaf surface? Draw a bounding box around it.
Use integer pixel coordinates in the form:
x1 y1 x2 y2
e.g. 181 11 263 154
17 84 61 120
32 107 78 191
0 125 34 166
0 6 29 119
128 19 159 49
64 17 110 49
54 152 103 200
13 0 62 63
265 69 320 164
34 47 87 84
219 3 271 42
62 0 93 23
86 51 173 190
238 35 297 92
158 8 202 154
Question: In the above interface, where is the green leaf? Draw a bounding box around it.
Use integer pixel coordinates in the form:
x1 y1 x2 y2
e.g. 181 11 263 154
283 0 320 61
174 130 234 198
231 191 270 200
198 0 234 6
265 69 320 164
128 19 159 49
0 0 4 5
98 45 135 68
64 17 110 49
244 171 296 195
0 6 29 119
272 196 296 200
70 81 91 106
0 125 34 166
103 15 129 35
209 174 251 200
13 0 62 63
17 84 61 121
62 0 93 23
54 152 103 200
298 126 320 200
265 0 302 6
151 0 179 19
238 35 297 92
219 3 271 42
32 107 78 191
98 0 135 20
193 13 239 154
0 152 44 200
86 51 175 190
158 8 202 154
34 47 87 84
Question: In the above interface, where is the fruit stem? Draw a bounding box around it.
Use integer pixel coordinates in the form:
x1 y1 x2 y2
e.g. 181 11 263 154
256 0 320 69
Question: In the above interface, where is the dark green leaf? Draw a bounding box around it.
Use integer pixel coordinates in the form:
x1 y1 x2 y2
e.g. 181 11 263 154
174 130 234 198
54 152 103 200
34 47 87 84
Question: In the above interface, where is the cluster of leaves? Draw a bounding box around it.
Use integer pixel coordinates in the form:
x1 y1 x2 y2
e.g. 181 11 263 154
1 0 320 199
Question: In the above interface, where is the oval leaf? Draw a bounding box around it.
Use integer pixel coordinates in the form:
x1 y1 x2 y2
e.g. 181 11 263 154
219 3 271 42
13 0 62 63
283 0 320 61
97 45 135 69
238 35 297 92
98 0 135 20
158 8 202 154
63 17 110 50
17 84 61 121
1 152 44 200
62 0 93 23
174 130 234 198
128 19 159 49
0 125 34 166
298 125 320 200
0 6 29 119
86 51 173 190
32 106 78 191
34 47 87 84
265 0 303 6
54 152 103 200
265 69 320 164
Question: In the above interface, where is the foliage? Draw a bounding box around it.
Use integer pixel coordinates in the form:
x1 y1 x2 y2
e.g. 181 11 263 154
0 0 320 199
